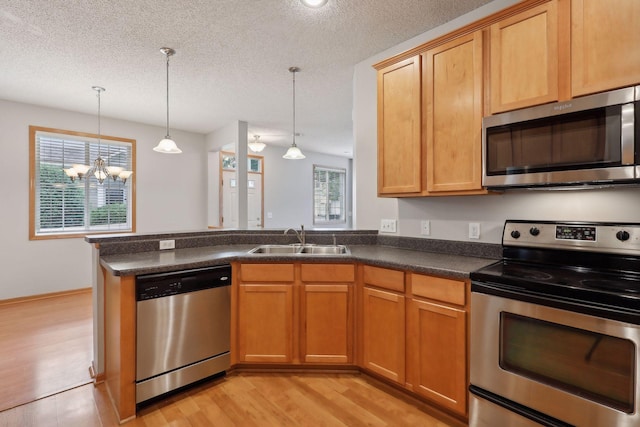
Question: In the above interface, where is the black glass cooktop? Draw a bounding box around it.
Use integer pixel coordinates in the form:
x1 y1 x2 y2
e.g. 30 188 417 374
471 258 640 322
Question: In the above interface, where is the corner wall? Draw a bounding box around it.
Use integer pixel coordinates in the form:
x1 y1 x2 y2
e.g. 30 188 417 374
0 99 207 299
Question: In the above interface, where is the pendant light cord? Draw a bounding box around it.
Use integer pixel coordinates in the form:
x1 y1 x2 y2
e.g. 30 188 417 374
290 67 298 147
166 52 170 138
92 86 104 157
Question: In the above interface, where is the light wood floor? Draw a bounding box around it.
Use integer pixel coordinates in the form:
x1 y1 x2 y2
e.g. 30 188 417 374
0 372 460 427
0 290 93 412
0 290 462 427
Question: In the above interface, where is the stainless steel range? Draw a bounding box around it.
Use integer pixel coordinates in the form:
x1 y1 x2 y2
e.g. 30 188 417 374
469 220 640 427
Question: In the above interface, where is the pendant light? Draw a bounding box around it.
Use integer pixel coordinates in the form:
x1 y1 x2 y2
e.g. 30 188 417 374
283 67 305 160
64 86 133 184
153 47 182 154
301 0 328 7
248 135 266 153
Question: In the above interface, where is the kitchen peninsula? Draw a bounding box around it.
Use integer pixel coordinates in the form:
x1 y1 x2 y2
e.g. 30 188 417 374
87 229 499 424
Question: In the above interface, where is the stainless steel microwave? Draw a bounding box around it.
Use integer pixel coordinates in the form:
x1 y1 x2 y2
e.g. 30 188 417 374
482 86 640 189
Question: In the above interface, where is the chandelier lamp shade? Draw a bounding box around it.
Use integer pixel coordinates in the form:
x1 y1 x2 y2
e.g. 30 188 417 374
63 86 133 184
248 135 266 152
283 66 306 160
153 47 182 154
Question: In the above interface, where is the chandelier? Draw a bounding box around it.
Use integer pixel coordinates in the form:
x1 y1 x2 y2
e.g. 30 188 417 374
248 135 266 152
64 86 133 184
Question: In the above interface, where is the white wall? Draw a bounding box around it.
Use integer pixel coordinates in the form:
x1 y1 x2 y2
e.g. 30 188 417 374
353 0 640 243
259 144 352 229
0 99 208 299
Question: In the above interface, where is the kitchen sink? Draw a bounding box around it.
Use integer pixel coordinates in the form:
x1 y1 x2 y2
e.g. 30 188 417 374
248 245 300 254
248 244 350 255
298 245 350 255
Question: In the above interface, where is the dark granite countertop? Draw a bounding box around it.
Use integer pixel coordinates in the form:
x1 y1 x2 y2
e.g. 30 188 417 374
100 244 499 279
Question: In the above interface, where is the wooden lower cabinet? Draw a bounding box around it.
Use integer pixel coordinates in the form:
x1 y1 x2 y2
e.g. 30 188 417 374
408 273 469 417
238 283 294 363
362 286 406 384
236 263 295 363
236 263 354 365
408 298 467 415
300 263 355 364
361 265 406 385
301 284 352 363
235 262 469 419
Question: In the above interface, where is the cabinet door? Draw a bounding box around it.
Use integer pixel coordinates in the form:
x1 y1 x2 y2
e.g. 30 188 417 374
237 284 293 363
409 298 467 416
424 31 484 193
377 56 422 196
301 284 352 364
572 0 640 96
362 286 405 384
489 1 560 113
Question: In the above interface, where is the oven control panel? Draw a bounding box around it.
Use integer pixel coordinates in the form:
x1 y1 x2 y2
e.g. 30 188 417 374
503 221 640 255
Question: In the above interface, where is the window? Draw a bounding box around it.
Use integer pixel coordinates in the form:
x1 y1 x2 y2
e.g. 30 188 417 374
221 153 263 172
313 165 346 225
29 126 136 239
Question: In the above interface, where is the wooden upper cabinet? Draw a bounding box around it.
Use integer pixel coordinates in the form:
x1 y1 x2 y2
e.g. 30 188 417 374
572 0 640 97
424 31 484 194
489 1 562 114
376 56 422 196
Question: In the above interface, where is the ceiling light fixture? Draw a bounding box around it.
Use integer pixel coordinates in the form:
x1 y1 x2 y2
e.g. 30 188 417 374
301 0 328 7
248 135 266 153
283 67 306 160
153 47 182 154
64 86 133 184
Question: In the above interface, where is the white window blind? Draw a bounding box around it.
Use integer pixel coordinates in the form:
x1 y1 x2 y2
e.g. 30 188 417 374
313 165 346 225
31 127 134 238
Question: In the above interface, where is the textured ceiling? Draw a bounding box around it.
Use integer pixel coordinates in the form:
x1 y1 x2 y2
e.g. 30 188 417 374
0 0 491 157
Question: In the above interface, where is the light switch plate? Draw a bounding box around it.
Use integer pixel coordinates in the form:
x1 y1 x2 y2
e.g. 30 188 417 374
159 239 176 250
380 219 397 233
421 220 431 236
469 223 480 239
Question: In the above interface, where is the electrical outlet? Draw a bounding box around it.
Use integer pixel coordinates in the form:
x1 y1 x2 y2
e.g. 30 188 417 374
380 219 397 233
420 220 431 236
159 239 175 250
469 223 480 239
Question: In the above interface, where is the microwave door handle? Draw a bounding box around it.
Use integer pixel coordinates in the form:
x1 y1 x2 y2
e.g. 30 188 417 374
621 102 634 164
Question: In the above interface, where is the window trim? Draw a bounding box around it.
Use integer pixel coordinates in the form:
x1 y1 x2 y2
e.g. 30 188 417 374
29 125 137 240
313 164 347 225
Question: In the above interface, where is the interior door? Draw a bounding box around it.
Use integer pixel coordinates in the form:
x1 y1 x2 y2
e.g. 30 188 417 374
222 170 238 228
247 172 263 228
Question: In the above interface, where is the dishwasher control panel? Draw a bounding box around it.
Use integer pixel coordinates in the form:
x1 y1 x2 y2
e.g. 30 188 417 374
135 265 231 300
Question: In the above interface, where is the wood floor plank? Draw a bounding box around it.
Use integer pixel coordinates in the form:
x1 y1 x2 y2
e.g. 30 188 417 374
0 290 92 412
0 291 461 427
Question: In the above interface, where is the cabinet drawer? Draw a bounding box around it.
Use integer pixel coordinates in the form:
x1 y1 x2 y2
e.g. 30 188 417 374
240 264 295 282
411 274 466 306
363 265 405 292
301 264 355 282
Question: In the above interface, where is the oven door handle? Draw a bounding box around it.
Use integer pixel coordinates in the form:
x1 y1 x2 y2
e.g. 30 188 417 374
471 280 639 325
469 385 574 427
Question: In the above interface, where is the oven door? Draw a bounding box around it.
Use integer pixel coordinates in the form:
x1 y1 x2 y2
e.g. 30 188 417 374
470 290 639 427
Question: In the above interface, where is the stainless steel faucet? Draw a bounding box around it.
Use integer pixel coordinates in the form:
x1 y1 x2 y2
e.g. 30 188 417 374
284 225 305 245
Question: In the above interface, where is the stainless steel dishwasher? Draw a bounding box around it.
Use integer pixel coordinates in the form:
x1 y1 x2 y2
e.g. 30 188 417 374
135 265 231 403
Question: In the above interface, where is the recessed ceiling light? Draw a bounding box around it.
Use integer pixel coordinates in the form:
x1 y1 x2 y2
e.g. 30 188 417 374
301 0 328 8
